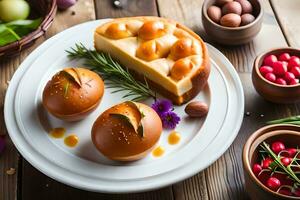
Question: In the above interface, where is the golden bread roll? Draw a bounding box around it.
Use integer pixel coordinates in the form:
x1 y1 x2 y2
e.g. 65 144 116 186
42 68 104 121
91 101 162 161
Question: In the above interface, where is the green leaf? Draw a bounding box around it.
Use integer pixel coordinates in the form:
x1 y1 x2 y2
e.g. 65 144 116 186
0 24 6 34
269 161 277 170
0 30 17 46
0 18 41 47
5 18 41 29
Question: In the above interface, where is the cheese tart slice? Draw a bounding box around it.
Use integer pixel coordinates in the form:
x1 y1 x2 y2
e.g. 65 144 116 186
94 16 210 105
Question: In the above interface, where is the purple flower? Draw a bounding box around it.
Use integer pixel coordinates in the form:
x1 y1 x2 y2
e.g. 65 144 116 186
151 99 173 116
160 111 181 129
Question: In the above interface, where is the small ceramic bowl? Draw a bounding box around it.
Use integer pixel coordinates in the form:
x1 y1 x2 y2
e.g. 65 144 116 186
201 0 263 45
243 124 300 200
252 48 300 104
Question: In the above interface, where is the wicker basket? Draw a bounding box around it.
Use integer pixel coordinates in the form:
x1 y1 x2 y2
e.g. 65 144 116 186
0 0 57 58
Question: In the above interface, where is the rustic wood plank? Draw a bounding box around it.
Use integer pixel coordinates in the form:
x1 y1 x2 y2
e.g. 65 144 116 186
270 0 300 48
94 0 158 19
22 160 173 200
156 0 289 199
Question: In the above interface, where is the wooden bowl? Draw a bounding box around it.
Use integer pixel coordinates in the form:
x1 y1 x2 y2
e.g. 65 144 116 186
0 0 57 58
252 48 300 104
243 124 300 200
201 0 263 45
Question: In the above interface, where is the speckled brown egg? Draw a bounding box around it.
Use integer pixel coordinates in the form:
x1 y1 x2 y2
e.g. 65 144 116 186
220 13 241 27
215 0 233 6
42 68 104 121
207 5 222 23
235 0 253 14
241 13 255 26
222 1 242 15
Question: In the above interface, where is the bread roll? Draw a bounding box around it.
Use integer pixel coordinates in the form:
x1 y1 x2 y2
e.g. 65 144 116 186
91 101 162 161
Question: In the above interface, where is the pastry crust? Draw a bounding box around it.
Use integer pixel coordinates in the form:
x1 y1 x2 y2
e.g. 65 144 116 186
94 16 210 105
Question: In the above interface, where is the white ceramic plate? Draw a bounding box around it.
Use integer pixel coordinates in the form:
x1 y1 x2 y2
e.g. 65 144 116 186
4 19 244 193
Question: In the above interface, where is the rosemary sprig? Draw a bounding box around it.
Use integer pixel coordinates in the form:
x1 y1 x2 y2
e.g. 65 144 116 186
267 115 300 125
260 142 300 185
66 43 156 101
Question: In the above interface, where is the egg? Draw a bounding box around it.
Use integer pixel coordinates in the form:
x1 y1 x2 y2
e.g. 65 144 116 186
222 1 242 15
235 0 253 14
220 13 241 27
42 68 104 121
241 13 255 26
207 6 222 23
215 0 233 6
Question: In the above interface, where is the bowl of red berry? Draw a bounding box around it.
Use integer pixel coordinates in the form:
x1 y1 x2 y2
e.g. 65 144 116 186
243 124 300 199
252 48 300 104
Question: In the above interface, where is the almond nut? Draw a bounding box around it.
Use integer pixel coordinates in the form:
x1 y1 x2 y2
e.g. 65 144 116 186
185 101 208 117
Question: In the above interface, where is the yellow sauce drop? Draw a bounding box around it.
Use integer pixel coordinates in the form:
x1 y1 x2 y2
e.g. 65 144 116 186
168 131 181 145
49 127 66 138
64 134 79 147
152 146 165 157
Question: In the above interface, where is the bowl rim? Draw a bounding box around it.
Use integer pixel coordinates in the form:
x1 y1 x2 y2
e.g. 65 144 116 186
243 124 300 199
254 47 300 88
202 0 264 30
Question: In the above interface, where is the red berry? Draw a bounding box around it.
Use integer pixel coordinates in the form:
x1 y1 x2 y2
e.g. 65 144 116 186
259 66 273 76
291 66 300 78
281 157 292 166
275 78 287 85
278 188 292 196
287 148 297 157
289 79 299 85
264 73 276 82
262 158 273 169
279 53 291 62
284 71 296 83
273 172 293 186
271 141 285 154
266 177 281 191
288 56 300 68
273 61 288 76
257 170 271 185
252 163 262 175
264 55 277 67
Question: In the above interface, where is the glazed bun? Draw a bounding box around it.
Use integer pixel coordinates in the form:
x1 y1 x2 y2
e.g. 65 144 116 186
170 58 193 81
136 40 163 61
92 101 162 161
105 23 132 39
170 38 201 60
42 68 104 121
138 21 166 40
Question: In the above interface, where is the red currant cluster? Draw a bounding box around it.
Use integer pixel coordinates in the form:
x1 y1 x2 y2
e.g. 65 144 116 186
259 53 300 85
252 141 300 197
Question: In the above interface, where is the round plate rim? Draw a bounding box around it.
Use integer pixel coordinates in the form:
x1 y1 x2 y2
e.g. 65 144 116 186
4 19 244 193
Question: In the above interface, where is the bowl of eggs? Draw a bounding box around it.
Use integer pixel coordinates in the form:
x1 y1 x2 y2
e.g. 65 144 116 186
252 48 300 104
202 0 263 45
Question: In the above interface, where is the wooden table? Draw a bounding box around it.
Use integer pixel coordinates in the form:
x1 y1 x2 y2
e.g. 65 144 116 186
1 0 300 199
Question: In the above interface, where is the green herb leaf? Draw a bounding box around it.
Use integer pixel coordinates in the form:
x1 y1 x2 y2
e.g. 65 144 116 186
267 115 300 125
63 82 70 97
260 142 300 184
0 18 41 47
